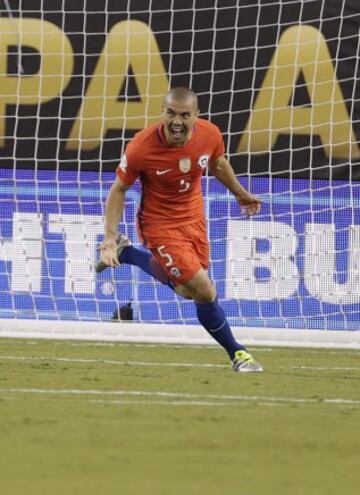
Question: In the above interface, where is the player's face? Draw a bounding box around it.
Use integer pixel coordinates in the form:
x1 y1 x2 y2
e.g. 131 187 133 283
161 98 199 146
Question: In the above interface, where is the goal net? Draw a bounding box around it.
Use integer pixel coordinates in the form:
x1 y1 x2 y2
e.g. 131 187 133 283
0 0 359 346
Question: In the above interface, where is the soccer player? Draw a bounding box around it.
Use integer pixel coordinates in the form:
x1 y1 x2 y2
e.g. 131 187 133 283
99 87 263 372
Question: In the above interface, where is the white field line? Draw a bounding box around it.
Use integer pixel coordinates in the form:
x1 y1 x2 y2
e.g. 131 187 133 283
0 356 360 371
3 355 360 373
0 341 37 346
253 348 360 355
2 338 360 355
88 399 284 407
2 355 360 373
0 387 359 407
0 355 227 369
292 366 360 371
91 399 244 407
68 343 360 355
3 340 360 356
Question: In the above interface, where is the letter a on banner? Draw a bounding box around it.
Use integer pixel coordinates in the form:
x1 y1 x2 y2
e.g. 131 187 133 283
238 25 359 159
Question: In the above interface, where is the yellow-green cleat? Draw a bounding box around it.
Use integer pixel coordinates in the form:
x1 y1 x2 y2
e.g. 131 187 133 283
232 349 263 372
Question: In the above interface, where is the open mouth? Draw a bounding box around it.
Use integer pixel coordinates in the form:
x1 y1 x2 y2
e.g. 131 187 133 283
170 125 185 140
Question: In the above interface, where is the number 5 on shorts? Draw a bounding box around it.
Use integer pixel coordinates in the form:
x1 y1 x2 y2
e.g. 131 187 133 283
157 245 173 267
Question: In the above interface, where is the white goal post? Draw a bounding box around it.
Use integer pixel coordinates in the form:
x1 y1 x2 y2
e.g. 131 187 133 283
0 1 360 347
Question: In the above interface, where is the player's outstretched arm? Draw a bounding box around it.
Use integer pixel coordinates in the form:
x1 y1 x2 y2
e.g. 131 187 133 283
209 155 261 216
99 176 128 268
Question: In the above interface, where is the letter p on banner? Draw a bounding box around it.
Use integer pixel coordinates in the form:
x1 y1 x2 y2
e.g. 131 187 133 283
0 18 73 146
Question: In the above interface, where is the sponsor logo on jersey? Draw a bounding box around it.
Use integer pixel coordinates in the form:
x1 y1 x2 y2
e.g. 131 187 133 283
179 158 191 173
198 154 210 169
170 266 181 278
156 168 172 175
119 154 127 171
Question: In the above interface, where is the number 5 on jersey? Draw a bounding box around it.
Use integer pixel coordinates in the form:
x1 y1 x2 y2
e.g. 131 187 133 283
179 178 190 192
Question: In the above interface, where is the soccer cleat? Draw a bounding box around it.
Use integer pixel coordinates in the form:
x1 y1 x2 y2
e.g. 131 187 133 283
231 349 263 373
95 233 132 273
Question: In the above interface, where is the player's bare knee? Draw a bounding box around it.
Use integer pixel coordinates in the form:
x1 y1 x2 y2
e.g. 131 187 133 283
174 285 193 299
192 284 216 303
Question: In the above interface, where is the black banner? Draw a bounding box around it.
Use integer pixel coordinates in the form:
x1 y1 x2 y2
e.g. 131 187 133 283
0 0 359 179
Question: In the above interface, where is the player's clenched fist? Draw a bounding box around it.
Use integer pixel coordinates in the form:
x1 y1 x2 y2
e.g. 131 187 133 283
235 191 261 216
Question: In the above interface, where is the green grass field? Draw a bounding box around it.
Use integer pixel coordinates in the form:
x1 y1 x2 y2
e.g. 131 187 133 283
0 338 359 495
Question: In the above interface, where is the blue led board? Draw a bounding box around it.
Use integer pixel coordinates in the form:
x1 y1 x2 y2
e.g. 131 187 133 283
1 169 359 330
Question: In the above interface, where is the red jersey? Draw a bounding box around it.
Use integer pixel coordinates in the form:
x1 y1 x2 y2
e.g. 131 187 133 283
116 118 225 228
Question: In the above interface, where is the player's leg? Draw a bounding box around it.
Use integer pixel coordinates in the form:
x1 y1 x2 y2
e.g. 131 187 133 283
119 243 174 288
176 268 262 372
98 233 194 295
97 233 175 288
175 223 263 372
171 224 244 360
106 231 262 371
148 232 262 371
176 267 246 358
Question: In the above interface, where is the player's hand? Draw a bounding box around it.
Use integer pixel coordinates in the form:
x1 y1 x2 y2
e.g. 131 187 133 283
98 238 121 268
235 192 261 216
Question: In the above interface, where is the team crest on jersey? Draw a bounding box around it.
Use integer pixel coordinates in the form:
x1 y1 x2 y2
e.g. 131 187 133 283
119 154 127 171
179 158 191 173
198 154 210 169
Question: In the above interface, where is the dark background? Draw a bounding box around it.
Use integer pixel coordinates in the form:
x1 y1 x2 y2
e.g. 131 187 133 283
0 0 359 179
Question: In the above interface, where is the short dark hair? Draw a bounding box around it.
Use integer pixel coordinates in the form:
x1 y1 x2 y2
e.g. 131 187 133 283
163 87 198 109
